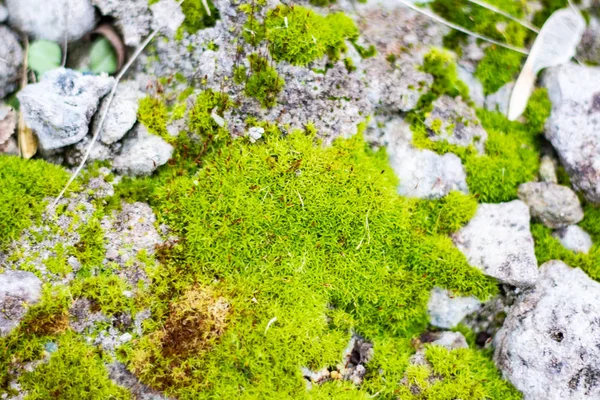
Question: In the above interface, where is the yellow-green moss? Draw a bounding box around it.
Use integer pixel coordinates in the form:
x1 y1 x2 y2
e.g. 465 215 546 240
71 274 134 316
238 53 285 108
138 96 169 139
0 156 69 250
179 0 220 34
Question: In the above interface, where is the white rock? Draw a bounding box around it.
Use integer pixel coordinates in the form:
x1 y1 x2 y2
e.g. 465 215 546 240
518 182 584 229
92 0 152 46
150 0 185 35
427 287 481 329
431 331 469 350
485 82 514 116
457 66 485 107
386 119 468 199
452 200 538 288
542 63 600 204
0 26 23 99
0 270 42 336
6 0 96 42
0 4 8 23
113 124 174 176
553 225 593 254
248 126 264 143
495 261 600 400
18 68 114 150
93 81 141 145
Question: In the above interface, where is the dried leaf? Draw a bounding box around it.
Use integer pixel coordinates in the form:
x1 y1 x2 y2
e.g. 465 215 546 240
211 107 226 127
508 8 585 121
18 35 38 159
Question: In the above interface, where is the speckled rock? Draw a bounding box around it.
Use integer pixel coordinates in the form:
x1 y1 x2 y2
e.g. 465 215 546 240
518 182 584 229
92 0 152 46
427 287 481 329
0 26 23 99
424 95 488 154
553 225 593 254
453 200 538 288
457 66 485 108
385 119 468 199
495 261 600 400
6 0 96 42
577 17 600 65
18 68 114 150
93 81 142 145
539 155 558 184
0 270 42 337
112 124 173 176
542 63 600 204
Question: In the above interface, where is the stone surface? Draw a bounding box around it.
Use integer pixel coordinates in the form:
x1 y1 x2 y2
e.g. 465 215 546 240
457 65 485 107
485 82 514 116
6 0 96 42
518 182 584 229
150 0 185 35
453 200 538 288
429 331 469 350
17 68 114 150
577 17 600 65
0 26 23 99
539 155 558 183
91 0 153 46
0 270 42 336
0 3 8 23
427 287 481 329
386 119 468 199
112 124 174 176
93 81 141 145
553 225 594 254
542 63 600 204
495 261 600 400
0 103 17 145
424 95 488 154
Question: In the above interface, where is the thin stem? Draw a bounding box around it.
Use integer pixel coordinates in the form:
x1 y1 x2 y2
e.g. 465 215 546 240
465 0 539 33
397 0 529 55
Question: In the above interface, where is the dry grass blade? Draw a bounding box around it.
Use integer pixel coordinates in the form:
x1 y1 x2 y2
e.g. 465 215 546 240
18 35 38 159
396 0 529 55
465 0 540 33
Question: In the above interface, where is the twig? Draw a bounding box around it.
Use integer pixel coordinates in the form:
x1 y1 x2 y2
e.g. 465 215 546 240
464 0 539 33
264 317 277 335
61 0 69 67
201 0 211 16
397 0 529 55
50 29 161 209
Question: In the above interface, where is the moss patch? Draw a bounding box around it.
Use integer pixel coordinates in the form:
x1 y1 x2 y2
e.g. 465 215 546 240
237 53 285 108
180 0 220 34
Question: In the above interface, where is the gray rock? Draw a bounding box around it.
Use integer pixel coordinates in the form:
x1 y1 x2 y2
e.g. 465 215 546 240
453 200 538 288
0 103 16 145
427 286 481 329
577 17 600 64
457 65 485 108
6 0 96 42
424 95 488 153
0 26 23 99
92 0 152 46
553 225 593 254
539 155 558 184
93 81 141 145
0 270 42 336
0 136 18 155
150 0 185 35
495 260 600 400
108 362 171 400
0 4 8 23
518 182 584 229
542 63 600 204
485 82 514 116
385 119 468 199
17 68 114 150
113 124 173 176
430 331 469 350
64 134 119 166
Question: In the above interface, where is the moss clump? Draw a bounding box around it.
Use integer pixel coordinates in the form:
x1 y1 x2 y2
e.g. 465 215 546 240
431 0 528 94
138 96 169 139
72 217 106 277
179 0 220 34
19 332 130 400
0 156 69 250
239 54 285 108
248 5 359 66
71 274 134 316
121 119 503 397
419 48 470 109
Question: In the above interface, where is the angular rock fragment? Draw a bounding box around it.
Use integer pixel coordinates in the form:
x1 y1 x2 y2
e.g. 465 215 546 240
543 63 600 204
93 81 141 145
0 270 42 336
18 68 114 150
386 119 468 199
424 95 488 153
427 287 481 329
6 0 96 42
495 261 600 400
113 124 173 176
452 200 538 288
0 103 17 145
539 154 558 184
553 225 593 254
0 26 23 99
518 182 584 229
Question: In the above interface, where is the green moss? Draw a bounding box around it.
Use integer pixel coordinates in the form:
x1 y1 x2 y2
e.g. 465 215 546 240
19 332 130 399
421 48 470 105
249 5 359 66
240 53 285 108
119 119 502 397
71 274 134 316
475 47 525 95
180 0 220 34
44 243 73 277
138 96 169 140
0 156 69 250
72 217 106 277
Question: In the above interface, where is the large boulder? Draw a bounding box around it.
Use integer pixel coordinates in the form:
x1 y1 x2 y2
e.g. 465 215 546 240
452 200 538 288
495 261 600 399
542 63 600 204
17 68 114 150
6 0 96 42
